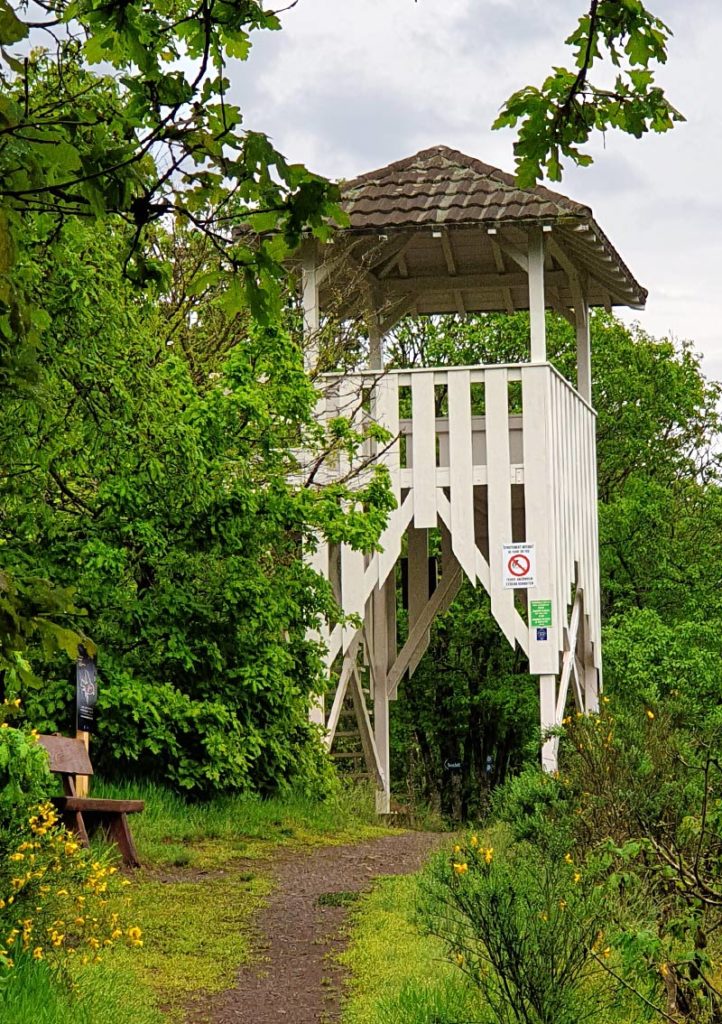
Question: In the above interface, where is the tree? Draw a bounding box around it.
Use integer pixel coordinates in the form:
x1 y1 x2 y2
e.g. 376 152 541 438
0 215 394 792
495 0 684 184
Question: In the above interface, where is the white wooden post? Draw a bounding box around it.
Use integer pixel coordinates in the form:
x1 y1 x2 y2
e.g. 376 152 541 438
574 287 592 402
302 242 319 372
528 229 546 362
372 582 391 813
368 317 383 371
540 674 558 772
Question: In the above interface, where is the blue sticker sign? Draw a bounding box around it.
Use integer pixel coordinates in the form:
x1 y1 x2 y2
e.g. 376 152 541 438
536 627 548 641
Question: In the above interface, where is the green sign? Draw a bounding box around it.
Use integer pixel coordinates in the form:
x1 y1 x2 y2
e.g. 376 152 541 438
530 600 552 628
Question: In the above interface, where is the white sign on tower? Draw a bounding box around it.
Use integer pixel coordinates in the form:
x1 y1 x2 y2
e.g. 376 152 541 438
502 543 537 589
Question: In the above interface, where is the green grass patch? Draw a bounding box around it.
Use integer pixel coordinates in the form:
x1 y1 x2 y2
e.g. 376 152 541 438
94 779 392 869
340 873 483 1024
317 890 361 908
110 862 270 1020
0 951 163 1024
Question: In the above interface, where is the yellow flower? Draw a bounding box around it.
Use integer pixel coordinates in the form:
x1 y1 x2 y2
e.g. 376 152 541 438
127 926 143 942
558 899 567 910
646 709 655 720
453 844 461 855
470 836 479 848
455 953 464 966
453 863 468 876
602 947 611 958
32 947 43 960
574 872 582 884
564 853 573 865
484 847 493 864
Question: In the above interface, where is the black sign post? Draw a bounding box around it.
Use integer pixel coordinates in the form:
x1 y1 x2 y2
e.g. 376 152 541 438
76 646 98 734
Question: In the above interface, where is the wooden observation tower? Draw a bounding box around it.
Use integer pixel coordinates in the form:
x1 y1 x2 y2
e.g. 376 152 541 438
300 146 646 811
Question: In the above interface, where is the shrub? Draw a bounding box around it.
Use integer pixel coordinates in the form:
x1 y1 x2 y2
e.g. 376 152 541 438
418 832 620 1024
0 713 54 858
0 725 141 973
490 765 572 852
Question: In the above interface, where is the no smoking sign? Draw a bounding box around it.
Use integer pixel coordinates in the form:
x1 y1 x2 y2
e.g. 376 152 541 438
502 543 537 589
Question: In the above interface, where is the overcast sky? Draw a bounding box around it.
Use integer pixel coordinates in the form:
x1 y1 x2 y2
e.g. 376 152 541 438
231 0 721 381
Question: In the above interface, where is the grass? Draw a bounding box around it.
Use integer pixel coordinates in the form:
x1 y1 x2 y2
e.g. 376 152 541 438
94 778 391 869
339 872 483 1024
99 779 394 1020
0 952 163 1024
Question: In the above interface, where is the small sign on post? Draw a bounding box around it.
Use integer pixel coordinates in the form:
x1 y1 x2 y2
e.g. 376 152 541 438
76 646 98 734
75 646 97 799
502 543 536 589
530 600 553 627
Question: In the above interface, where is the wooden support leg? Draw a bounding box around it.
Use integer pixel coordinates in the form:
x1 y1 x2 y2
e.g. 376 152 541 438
580 611 600 714
73 810 90 847
309 694 325 728
371 584 391 813
105 813 142 869
540 674 558 773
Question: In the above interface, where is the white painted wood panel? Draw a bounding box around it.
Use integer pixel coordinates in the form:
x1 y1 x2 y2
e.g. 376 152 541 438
448 369 476 582
485 368 517 647
411 372 437 529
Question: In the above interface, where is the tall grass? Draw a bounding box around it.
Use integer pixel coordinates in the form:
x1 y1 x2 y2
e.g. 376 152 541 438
92 777 384 865
0 952 162 1024
340 873 482 1024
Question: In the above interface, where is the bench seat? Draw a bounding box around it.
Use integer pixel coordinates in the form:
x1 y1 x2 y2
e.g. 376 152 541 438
54 797 145 814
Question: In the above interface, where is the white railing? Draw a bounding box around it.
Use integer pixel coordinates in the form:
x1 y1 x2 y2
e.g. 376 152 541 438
309 363 601 679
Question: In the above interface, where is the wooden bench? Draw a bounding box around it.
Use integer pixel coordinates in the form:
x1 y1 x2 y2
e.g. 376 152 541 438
37 734 144 868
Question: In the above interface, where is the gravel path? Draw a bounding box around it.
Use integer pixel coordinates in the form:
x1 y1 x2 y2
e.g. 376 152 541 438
186 832 445 1024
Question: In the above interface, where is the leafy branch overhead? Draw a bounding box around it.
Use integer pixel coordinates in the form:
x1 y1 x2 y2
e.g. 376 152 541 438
0 0 346 318
494 0 684 186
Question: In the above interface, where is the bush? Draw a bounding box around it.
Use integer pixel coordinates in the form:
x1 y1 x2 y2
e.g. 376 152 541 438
0 714 54 858
0 726 141 973
490 766 571 852
418 832 621 1024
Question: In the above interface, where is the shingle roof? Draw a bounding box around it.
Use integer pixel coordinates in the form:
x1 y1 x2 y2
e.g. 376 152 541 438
341 145 591 229
337 145 646 308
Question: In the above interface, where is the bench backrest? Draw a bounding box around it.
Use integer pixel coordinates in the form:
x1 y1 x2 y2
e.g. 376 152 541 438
37 735 93 796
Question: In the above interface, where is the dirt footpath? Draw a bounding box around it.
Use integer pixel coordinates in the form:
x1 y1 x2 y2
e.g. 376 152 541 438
186 832 445 1024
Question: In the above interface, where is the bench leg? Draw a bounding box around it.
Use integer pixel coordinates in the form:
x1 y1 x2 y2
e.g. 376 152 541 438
68 810 90 848
104 813 141 869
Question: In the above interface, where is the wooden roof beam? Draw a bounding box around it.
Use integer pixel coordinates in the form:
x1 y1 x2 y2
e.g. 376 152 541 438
440 229 457 276
384 269 568 293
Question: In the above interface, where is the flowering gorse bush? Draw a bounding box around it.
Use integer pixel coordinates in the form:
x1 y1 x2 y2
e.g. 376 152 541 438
0 723 141 971
419 830 620 1024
